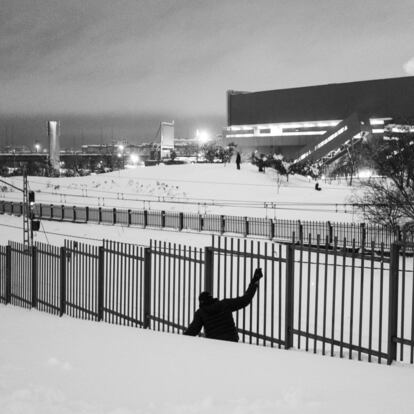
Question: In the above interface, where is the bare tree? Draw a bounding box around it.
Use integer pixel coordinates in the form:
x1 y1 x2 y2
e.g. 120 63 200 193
352 127 414 228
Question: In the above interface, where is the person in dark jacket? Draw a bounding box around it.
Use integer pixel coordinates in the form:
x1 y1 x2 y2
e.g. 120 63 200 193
183 268 263 342
236 152 241 170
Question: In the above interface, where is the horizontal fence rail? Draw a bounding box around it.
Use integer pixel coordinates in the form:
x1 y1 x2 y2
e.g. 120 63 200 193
0 200 403 249
1 234 414 366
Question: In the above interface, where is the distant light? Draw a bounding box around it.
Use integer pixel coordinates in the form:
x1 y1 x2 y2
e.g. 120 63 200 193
196 130 210 143
359 169 373 179
118 145 125 152
117 153 122 158
35 144 41 152
130 154 139 164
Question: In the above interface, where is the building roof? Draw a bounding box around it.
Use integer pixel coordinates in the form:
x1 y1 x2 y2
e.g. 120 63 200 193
228 76 414 126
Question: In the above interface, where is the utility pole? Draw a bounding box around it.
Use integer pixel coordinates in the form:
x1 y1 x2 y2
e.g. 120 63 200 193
0 171 39 249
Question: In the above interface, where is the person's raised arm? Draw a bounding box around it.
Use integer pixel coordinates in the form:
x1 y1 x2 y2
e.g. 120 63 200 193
224 268 263 312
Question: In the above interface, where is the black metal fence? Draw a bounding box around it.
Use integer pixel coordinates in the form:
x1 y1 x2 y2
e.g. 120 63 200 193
0 200 402 249
1 235 414 365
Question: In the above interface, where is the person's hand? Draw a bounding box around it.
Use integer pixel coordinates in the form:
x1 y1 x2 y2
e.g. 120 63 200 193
252 268 263 284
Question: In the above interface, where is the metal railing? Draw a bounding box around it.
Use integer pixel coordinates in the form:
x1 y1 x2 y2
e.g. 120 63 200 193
0 200 403 249
1 235 413 365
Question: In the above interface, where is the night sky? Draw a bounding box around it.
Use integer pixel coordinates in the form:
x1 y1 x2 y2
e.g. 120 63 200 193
1 0 414 148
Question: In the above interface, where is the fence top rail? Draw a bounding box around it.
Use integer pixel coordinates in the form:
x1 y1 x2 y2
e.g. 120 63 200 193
293 240 391 262
34 241 60 256
64 240 99 258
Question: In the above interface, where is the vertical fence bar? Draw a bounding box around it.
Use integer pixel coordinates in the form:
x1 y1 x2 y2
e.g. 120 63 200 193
220 215 225 235
204 247 213 293
285 244 295 349
5 245 11 304
268 219 274 240
60 247 66 316
387 243 400 365
143 247 152 329
97 246 104 321
360 223 366 251
179 213 184 231
31 246 38 308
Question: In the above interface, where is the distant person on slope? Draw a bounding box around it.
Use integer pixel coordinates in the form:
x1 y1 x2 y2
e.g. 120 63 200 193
183 268 263 342
236 152 241 170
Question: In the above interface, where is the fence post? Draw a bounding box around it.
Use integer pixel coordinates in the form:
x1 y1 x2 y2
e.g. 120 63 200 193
396 225 402 242
387 243 400 365
161 210 166 228
50 204 54 219
179 212 184 231
204 247 214 294
97 246 104 321
5 245 11 304
85 206 89 222
128 209 132 227
113 208 117 225
268 218 274 240
244 217 249 237
220 215 225 235
199 214 204 232
143 210 148 228
143 247 152 329
327 221 333 244
39 203 43 218
73 206 77 222
298 220 303 242
59 247 66 316
285 243 295 349
360 223 366 250
31 246 38 308
98 207 102 224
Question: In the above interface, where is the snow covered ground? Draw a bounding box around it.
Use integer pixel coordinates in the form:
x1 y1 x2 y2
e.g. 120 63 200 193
0 163 362 246
1 306 414 414
1 163 360 222
1 163 412 413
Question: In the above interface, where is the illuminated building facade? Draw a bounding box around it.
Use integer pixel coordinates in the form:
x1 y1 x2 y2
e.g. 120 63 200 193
223 76 414 162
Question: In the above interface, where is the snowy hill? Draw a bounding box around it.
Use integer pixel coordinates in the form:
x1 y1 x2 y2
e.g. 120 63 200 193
1 163 359 222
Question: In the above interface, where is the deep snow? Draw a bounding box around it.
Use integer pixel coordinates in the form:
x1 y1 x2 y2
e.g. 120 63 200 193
1 163 411 414
1 306 414 414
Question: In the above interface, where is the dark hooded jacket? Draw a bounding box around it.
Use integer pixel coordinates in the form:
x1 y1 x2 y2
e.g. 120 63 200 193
183 281 258 342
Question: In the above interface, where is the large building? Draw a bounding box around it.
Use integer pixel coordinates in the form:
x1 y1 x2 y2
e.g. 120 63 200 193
223 76 414 164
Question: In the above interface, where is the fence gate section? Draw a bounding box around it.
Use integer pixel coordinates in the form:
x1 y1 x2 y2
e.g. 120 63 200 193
393 241 414 363
148 240 205 334
211 236 289 348
292 236 393 363
102 240 146 328
64 240 100 321
9 242 33 309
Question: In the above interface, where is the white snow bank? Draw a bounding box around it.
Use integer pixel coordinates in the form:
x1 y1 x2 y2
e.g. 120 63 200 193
1 306 413 414
1 163 360 221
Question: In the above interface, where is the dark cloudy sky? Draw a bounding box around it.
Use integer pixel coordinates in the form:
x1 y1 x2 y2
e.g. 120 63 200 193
1 0 414 147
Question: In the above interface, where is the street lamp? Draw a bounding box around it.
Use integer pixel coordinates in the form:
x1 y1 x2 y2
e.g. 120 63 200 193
117 145 125 169
196 129 209 144
35 143 41 153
